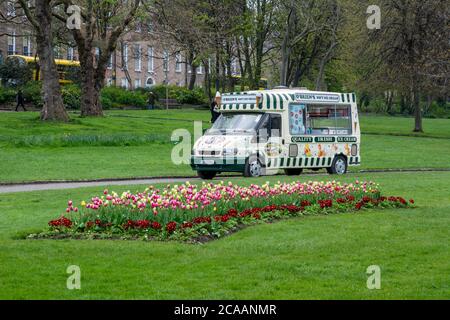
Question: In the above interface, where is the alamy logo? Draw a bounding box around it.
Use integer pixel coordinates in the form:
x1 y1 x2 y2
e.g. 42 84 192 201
66 5 81 30
366 5 381 30
66 265 81 290
366 265 381 289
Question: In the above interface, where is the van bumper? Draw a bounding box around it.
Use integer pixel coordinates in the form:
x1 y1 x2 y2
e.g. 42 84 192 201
190 156 246 172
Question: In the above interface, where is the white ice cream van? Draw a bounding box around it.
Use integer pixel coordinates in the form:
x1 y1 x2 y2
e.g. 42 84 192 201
191 88 360 179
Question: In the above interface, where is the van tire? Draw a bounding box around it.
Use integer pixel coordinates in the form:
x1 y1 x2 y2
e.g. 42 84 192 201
197 171 217 180
244 156 263 178
328 155 347 175
284 168 303 176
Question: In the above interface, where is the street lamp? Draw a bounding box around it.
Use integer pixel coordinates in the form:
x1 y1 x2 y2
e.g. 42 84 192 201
165 67 169 110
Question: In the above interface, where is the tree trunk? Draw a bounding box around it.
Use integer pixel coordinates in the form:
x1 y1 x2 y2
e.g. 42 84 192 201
253 49 263 90
35 0 69 122
184 57 189 88
203 60 212 103
189 64 197 90
413 88 423 132
79 49 103 117
242 35 253 88
226 58 232 92
385 91 394 114
215 51 220 93
315 43 336 91
280 5 296 86
400 94 407 114
315 59 327 91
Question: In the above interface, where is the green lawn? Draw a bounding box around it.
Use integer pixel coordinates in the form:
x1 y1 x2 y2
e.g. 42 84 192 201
2 111 449 139
1 134 450 183
0 110 449 183
361 115 450 139
0 172 448 299
0 109 209 141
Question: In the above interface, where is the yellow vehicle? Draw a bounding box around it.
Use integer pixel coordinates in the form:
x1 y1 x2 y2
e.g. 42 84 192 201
6 55 80 85
231 75 268 91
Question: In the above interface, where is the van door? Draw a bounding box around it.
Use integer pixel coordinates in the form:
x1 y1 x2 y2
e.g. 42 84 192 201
257 113 285 172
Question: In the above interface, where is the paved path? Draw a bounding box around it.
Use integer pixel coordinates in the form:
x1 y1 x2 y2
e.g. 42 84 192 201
0 177 204 194
1 168 449 194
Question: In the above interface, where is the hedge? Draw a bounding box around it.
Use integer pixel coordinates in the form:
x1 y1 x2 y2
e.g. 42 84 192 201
0 87 16 104
0 83 208 109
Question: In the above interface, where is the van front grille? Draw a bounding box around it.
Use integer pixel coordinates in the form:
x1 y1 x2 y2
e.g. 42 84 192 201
200 150 221 156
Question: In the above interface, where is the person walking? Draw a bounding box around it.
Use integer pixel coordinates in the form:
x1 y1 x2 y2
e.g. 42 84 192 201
210 100 220 123
147 91 157 110
15 89 26 112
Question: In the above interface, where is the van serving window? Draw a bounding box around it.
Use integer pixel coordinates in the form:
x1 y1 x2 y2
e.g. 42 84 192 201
306 105 352 135
289 104 306 135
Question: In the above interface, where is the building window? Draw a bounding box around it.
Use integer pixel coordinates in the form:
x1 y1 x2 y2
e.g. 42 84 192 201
231 59 238 75
134 44 141 72
7 32 16 55
197 63 203 74
134 79 141 88
175 53 182 73
53 46 62 59
147 47 154 73
107 54 113 69
135 22 142 33
147 20 154 33
95 47 100 61
23 35 32 57
145 77 154 88
6 1 16 17
121 78 129 89
163 50 169 72
67 47 74 60
122 43 128 70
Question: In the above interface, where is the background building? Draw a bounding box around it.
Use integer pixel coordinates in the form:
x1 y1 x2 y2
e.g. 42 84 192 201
0 1 205 89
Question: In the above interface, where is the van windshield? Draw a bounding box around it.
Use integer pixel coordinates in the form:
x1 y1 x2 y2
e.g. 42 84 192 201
208 113 263 134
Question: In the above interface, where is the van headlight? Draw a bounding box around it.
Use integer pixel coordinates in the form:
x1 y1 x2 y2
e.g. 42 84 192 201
222 148 238 156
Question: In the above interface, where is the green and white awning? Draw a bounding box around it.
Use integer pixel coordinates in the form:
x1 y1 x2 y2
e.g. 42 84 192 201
220 92 294 111
219 90 357 111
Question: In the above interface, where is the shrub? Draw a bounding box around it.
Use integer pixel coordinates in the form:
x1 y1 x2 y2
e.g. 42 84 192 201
0 86 16 104
2 82 207 109
100 86 147 109
22 81 43 107
100 95 114 110
61 84 81 110
177 87 207 105
149 85 207 105
0 57 32 87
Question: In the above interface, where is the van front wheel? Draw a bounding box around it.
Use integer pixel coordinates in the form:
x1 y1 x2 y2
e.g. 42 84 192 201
244 156 263 178
327 156 347 175
197 171 217 180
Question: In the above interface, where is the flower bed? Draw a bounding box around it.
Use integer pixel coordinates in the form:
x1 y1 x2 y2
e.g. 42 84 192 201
35 180 415 242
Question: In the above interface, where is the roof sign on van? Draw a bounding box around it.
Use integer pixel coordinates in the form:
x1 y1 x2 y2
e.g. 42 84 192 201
222 94 257 105
294 93 340 102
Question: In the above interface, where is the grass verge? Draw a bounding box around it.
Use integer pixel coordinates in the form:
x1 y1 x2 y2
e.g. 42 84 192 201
0 172 448 299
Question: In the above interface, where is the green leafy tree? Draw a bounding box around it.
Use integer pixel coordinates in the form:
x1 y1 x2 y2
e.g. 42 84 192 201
0 56 32 87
